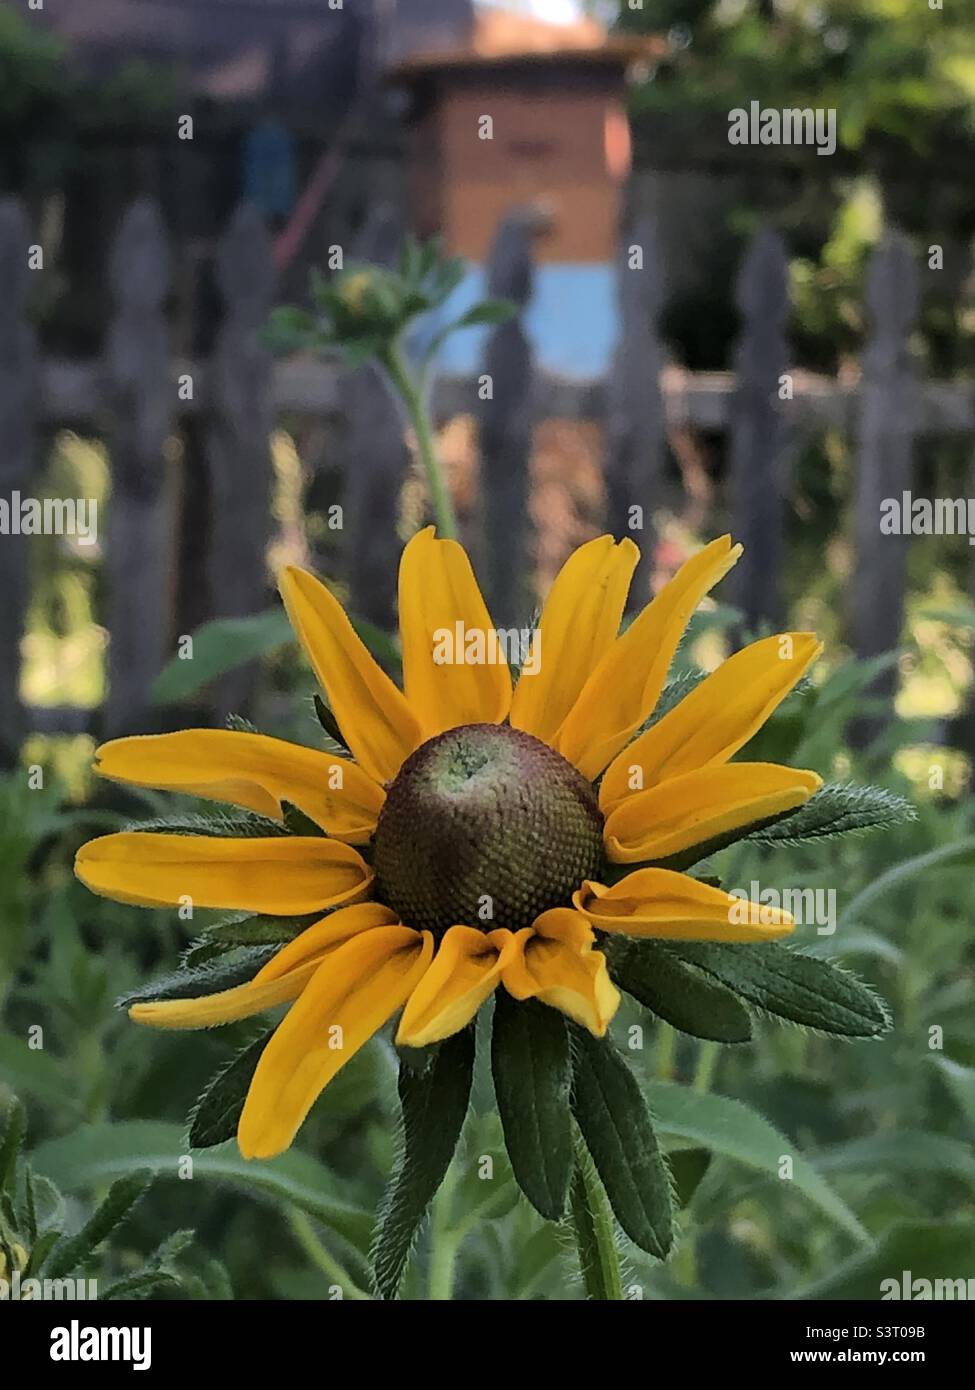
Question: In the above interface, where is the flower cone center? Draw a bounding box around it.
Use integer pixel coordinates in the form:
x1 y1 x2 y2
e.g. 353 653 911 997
373 723 604 936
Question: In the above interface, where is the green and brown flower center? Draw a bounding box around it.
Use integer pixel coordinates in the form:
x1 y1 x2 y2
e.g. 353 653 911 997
373 723 605 936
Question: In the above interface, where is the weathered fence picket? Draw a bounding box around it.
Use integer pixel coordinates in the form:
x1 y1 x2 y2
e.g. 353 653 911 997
341 203 409 635
605 215 665 610
852 235 919 691
478 210 536 629
104 199 173 739
206 203 276 720
729 227 790 633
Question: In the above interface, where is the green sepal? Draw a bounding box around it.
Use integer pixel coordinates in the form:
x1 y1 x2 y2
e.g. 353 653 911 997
281 801 326 837
225 713 258 733
124 810 289 839
491 993 573 1220
639 784 915 872
371 1029 474 1300
117 947 277 1011
607 938 752 1043
570 1029 674 1258
667 942 891 1038
187 1029 275 1149
313 694 352 756
747 783 916 845
181 913 315 967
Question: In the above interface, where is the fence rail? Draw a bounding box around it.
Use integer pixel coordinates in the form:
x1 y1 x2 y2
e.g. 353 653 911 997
1 192 972 760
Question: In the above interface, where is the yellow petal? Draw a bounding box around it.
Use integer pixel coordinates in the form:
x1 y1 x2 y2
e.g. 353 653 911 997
510 536 638 745
253 902 401 984
600 632 823 811
93 730 384 844
396 925 506 1047
398 526 511 738
280 565 422 784
129 958 323 1031
75 833 372 914
555 536 742 780
574 869 794 943
238 926 433 1158
604 763 822 863
499 909 620 1036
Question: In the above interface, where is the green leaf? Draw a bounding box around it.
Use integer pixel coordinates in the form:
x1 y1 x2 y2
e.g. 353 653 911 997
125 810 289 838
31 1121 373 1251
188 1029 275 1149
264 305 316 353
491 993 573 1220
0 1036 79 1112
20 1165 38 1241
795 1220 975 1300
99 1271 184 1300
668 942 891 1038
44 1170 152 1279
748 783 916 846
371 1029 475 1299
571 1030 673 1257
813 1130 975 1188
0 1096 26 1194
151 610 293 704
645 1081 868 1242
841 836 975 927
25 1229 62 1279
117 947 277 1010
608 939 752 1043
453 299 517 329
930 1056 975 1128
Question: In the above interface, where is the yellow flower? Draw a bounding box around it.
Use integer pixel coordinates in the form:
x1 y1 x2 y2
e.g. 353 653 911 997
75 530 823 1160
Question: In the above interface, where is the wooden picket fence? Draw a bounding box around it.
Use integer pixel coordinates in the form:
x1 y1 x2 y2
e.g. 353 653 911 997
1 192 972 762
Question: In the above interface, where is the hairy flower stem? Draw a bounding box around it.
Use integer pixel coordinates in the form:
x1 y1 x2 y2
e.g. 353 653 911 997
569 1128 623 1301
384 343 458 540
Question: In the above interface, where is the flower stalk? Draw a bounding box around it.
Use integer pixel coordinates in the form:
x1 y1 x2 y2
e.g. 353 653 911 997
383 340 458 541
569 1128 623 1301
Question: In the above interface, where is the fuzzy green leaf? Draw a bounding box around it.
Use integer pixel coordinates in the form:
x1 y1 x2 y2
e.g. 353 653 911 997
608 939 753 1043
117 947 277 1011
371 1029 474 1299
491 993 573 1220
748 783 916 845
667 942 891 1038
99 1270 184 1300
571 1030 674 1258
188 1030 275 1149
44 1170 152 1280
181 913 313 967
282 801 326 837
